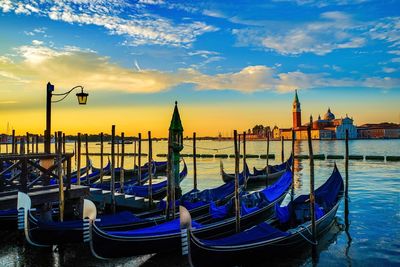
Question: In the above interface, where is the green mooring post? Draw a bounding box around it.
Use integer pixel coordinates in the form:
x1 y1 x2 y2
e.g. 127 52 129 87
168 101 184 201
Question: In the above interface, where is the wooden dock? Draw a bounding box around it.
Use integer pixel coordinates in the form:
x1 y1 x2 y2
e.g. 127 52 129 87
0 184 89 210
88 188 147 210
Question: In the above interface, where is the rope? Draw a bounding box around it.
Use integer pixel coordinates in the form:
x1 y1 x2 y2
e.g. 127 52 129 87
181 143 235 152
293 226 318 245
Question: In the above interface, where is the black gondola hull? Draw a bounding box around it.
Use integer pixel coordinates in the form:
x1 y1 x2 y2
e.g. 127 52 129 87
189 202 340 266
89 189 288 258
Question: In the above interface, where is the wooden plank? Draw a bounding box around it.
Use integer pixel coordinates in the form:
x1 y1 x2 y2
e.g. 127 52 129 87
0 185 89 210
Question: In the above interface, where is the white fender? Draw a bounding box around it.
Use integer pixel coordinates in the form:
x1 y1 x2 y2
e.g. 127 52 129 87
179 205 192 230
17 192 48 247
83 199 97 221
179 205 194 265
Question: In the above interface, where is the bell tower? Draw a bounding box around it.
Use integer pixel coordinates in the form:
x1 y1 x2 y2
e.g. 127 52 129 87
293 90 301 129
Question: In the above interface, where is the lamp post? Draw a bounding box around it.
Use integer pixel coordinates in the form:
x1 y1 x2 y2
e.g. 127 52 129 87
44 82 88 154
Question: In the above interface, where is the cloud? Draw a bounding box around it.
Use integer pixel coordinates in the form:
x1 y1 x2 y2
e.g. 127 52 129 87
1 45 180 94
181 66 277 92
382 67 397 73
1 44 399 98
1 0 217 48
0 0 13 12
233 11 366 55
272 0 370 8
0 101 18 104
369 17 400 49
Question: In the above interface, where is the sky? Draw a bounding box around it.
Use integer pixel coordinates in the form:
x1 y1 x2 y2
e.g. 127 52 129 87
0 0 399 137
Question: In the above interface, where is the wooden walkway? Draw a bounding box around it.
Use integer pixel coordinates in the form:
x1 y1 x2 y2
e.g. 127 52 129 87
0 184 89 210
88 188 147 210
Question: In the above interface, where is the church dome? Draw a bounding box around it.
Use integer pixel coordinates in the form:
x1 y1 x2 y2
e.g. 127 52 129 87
323 108 335 120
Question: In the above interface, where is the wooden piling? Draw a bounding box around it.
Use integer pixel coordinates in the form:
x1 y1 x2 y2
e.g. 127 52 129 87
11 129 15 154
32 134 35 154
35 135 39 154
345 129 349 225
307 126 317 256
74 139 77 170
117 138 120 169
111 125 116 214
54 131 58 153
193 132 197 191
19 138 25 155
148 131 153 209
243 132 247 188
266 130 270 187
26 132 30 154
291 129 295 204
234 130 241 233
138 133 142 185
120 132 125 193
100 132 104 184
57 131 64 222
85 134 89 183
77 133 81 186
281 135 284 163
62 133 66 175
133 139 137 169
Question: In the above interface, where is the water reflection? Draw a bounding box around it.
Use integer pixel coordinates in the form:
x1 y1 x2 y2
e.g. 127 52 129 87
0 140 399 266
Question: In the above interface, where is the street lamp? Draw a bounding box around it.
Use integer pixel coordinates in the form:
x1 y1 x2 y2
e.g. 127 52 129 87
44 82 89 154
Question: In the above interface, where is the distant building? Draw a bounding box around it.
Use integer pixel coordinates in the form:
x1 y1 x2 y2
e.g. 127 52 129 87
357 123 400 139
276 90 358 140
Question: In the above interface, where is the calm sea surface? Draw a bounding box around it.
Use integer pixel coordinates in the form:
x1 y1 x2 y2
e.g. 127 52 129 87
0 139 399 266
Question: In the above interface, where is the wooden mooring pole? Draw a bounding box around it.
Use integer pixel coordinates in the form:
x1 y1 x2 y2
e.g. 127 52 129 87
120 132 125 193
117 137 120 169
193 132 197 191
266 130 270 187
345 129 350 228
111 125 116 214
85 134 89 184
138 133 142 185
281 135 284 163
133 139 137 169
54 131 58 153
243 132 247 188
234 130 241 233
307 126 317 258
291 129 295 204
57 131 64 222
148 131 153 209
77 133 81 186
74 139 77 170
100 132 104 184
62 133 66 175
32 134 35 154
11 129 15 154
26 132 30 154
35 135 39 154
19 137 25 155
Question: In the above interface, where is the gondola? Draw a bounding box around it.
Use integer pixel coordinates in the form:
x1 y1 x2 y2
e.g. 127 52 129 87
16 162 183 247
136 169 247 220
72 161 111 185
0 208 18 229
90 162 156 190
17 192 172 246
186 164 344 266
88 168 292 258
221 154 293 184
122 160 187 200
113 161 168 180
48 161 110 186
91 160 111 175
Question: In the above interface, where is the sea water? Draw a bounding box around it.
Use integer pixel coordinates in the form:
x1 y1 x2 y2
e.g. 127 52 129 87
0 139 399 266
